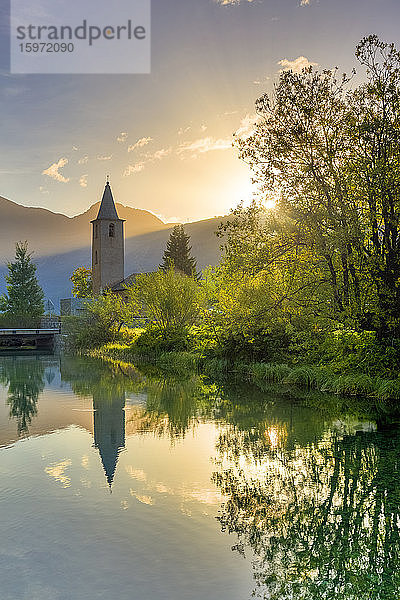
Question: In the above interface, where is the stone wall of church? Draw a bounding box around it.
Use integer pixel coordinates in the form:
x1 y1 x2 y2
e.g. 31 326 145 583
92 219 124 295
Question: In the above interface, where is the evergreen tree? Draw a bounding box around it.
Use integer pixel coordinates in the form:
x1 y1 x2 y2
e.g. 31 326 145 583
0 242 44 324
160 225 199 278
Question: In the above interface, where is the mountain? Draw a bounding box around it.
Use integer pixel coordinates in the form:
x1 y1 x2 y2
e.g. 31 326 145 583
0 196 168 259
0 196 225 307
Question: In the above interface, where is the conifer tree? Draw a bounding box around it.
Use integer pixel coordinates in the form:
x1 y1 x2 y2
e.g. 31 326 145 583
160 225 199 278
0 242 45 323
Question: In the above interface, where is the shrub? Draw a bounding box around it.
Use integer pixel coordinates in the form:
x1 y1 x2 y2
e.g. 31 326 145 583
63 314 114 351
134 325 191 355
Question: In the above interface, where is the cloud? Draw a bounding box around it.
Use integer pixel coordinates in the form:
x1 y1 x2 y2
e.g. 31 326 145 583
128 137 152 152
178 126 191 136
234 114 262 140
42 157 69 183
78 155 89 164
79 174 88 188
278 56 318 73
151 147 172 160
123 163 145 177
177 137 232 158
123 146 172 177
117 132 128 143
97 155 112 161
39 186 49 194
253 76 270 85
214 0 254 4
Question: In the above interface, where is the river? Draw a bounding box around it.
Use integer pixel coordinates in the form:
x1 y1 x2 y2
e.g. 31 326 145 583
0 354 398 600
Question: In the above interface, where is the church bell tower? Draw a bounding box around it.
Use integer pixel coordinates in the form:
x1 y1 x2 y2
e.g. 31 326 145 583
91 180 125 295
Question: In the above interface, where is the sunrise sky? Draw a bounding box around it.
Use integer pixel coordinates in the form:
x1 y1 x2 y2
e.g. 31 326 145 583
1 0 399 222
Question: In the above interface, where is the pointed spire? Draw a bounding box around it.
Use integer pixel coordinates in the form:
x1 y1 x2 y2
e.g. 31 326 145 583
95 180 121 220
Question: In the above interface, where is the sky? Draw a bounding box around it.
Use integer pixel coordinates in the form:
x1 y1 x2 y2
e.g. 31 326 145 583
1 0 400 222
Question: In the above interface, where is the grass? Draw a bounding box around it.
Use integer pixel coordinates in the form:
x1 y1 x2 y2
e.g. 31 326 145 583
249 362 292 384
157 351 199 374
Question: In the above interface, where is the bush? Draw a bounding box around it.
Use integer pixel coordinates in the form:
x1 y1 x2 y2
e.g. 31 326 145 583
316 329 400 378
157 352 198 373
63 314 115 351
134 325 192 355
212 322 293 362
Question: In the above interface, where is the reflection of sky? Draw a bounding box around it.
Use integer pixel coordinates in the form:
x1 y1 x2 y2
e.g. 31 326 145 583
1 0 400 221
0 424 251 600
0 359 253 600
0 354 382 599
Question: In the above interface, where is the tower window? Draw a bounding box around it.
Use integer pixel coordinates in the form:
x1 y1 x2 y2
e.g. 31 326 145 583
95 223 98 239
95 251 98 264
109 223 115 238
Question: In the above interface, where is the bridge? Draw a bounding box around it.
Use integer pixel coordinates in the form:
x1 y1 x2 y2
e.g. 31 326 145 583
0 328 61 351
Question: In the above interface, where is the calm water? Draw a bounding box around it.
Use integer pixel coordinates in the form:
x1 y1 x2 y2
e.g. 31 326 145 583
0 355 399 600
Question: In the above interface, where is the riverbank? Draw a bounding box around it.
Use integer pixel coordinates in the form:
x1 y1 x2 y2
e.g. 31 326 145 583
86 342 400 401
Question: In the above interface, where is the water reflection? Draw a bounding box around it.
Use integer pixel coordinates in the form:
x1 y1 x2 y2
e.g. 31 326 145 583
213 387 400 600
0 355 399 599
0 356 44 435
93 391 125 488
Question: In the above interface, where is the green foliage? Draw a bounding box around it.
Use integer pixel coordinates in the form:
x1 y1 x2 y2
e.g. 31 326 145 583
160 224 198 277
157 351 198 374
71 266 92 298
236 36 400 338
134 267 203 333
250 362 292 384
315 329 400 378
134 325 192 355
64 291 138 350
63 313 114 351
0 241 44 325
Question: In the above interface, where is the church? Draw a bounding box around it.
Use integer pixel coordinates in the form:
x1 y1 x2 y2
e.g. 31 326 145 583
91 179 138 296
60 180 145 315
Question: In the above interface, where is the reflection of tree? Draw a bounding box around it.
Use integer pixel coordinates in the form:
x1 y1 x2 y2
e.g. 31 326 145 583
62 356 219 440
0 358 45 436
139 375 215 439
60 355 145 399
214 421 400 600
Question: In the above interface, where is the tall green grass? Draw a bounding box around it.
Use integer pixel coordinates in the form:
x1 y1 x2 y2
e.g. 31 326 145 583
250 362 292 384
157 351 199 374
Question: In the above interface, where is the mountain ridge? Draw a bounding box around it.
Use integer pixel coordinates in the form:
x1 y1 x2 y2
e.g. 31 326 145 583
0 195 226 305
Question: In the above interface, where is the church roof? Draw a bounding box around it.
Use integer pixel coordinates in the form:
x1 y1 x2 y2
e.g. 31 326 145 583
111 272 156 291
92 181 124 221
111 273 140 291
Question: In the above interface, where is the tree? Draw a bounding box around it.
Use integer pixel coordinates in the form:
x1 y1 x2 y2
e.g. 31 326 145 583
160 225 199 278
0 242 44 324
235 36 400 337
65 289 138 350
71 266 92 298
134 267 202 334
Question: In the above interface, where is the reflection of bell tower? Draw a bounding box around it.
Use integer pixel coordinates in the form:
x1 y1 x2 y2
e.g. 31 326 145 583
91 180 125 296
93 392 126 488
